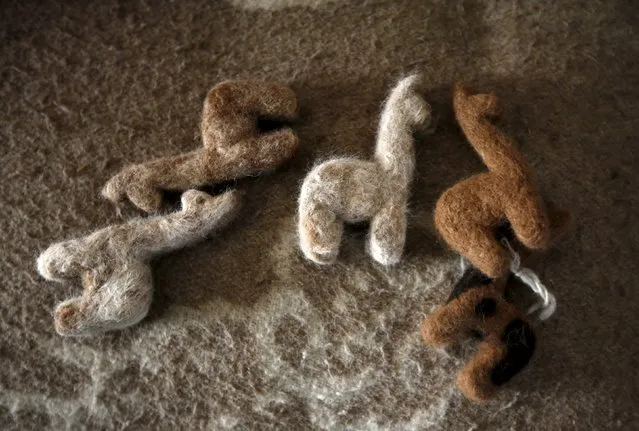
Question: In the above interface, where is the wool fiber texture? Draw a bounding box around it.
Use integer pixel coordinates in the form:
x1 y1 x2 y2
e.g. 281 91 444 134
37 190 241 336
102 80 299 213
298 74 431 265
2 0 638 429
423 275 534 402
421 266 537 403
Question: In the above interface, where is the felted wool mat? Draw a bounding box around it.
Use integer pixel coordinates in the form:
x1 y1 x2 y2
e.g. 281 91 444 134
1 0 638 429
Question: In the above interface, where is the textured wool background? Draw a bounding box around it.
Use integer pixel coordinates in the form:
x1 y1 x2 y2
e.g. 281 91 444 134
1 0 638 429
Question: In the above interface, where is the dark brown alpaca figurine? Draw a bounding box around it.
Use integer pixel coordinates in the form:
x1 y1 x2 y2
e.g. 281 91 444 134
422 84 572 402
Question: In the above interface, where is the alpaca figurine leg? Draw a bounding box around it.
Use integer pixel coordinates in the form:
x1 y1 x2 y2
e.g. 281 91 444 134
455 338 507 402
437 218 511 279
456 317 536 402
114 173 164 214
299 205 344 265
37 239 87 282
505 198 551 250
54 264 153 337
421 291 476 348
368 203 407 265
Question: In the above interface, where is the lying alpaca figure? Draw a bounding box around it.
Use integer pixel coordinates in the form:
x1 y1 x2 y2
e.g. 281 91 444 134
37 189 241 336
422 209 570 402
422 266 536 402
298 75 432 265
102 80 299 213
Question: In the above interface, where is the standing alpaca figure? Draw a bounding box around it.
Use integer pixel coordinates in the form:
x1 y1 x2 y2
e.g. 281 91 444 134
102 80 299 213
37 189 241 336
434 83 556 279
298 75 432 265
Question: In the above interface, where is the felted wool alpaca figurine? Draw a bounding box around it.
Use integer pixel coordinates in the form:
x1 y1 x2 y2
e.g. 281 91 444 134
434 83 553 279
37 189 241 336
421 266 537 402
422 83 572 401
298 74 432 265
102 80 299 213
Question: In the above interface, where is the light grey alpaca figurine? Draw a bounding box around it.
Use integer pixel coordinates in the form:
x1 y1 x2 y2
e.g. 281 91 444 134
298 75 432 265
37 189 241 336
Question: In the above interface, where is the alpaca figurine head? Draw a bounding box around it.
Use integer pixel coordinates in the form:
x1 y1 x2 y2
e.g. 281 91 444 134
37 241 83 282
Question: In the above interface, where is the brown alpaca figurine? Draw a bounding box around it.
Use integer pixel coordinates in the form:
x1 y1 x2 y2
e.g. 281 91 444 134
434 83 553 279
102 80 299 212
422 84 572 402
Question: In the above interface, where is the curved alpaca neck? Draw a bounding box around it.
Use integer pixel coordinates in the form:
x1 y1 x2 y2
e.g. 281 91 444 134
126 212 212 261
453 85 531 180
374 108 416 192
132 194 239 260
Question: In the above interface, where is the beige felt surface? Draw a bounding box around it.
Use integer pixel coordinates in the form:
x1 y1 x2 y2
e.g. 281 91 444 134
1 1 638 429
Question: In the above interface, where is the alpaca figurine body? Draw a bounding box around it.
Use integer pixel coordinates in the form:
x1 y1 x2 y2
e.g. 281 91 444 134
37 189 241 336
298 75 432 265
102 80 298 213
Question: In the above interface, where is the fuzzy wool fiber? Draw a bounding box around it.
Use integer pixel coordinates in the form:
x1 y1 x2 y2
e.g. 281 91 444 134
298 74 431 265
1 0 638 429
434 84 564 279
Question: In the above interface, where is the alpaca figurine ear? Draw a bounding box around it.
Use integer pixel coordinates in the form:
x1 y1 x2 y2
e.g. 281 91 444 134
102 81 299 213
37 189 241 336
298 74 431 265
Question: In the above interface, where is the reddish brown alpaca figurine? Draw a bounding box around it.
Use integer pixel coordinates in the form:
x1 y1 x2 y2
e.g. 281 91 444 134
422 84 571 402
103 80 299 212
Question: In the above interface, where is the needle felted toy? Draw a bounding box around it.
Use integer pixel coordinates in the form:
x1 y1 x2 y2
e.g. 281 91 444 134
421 84 572 401
102 80 299 213
298 74 432 265
37 189 241 336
